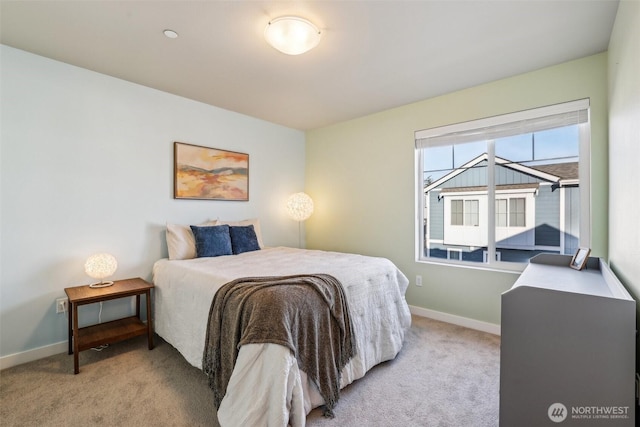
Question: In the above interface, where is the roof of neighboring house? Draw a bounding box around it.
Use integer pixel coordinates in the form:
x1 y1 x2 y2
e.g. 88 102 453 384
440 183 540 193
530 162 579 180
424 153 579 192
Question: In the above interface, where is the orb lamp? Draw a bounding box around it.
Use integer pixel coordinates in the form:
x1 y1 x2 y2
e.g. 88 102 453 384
85 253 118 288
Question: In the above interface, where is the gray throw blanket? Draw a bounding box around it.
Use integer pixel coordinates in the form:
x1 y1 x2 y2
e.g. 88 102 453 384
202 274 356 418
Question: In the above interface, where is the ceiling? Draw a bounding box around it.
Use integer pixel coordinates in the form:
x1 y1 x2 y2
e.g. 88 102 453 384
0 1 619 131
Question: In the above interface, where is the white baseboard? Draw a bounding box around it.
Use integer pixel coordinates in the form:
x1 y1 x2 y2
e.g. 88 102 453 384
0 341 67 371
0 312 498 370
1 319 150 370
410 305 501 336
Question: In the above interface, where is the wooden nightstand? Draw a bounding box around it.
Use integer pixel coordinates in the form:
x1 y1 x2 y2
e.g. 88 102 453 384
64 277 154 374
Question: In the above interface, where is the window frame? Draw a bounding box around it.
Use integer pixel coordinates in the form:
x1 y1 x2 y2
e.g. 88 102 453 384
415 99 591 272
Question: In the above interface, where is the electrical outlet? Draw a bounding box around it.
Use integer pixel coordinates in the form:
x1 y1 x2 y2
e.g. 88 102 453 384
56 297 68 314
416 275 422 287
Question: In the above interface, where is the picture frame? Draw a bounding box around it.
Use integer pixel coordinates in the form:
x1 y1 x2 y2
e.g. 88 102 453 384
174 141 249 201
569 247 591 270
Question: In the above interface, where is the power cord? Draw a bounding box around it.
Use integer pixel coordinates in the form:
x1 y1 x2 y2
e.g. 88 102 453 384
91 344 109 352
90 302 108 351
62 299 110 351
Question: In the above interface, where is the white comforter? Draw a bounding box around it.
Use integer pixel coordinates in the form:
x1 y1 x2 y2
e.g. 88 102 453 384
152 247 411 427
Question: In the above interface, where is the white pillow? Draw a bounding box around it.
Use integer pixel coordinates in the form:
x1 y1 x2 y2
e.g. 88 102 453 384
218 218 265 248
166 220 218 260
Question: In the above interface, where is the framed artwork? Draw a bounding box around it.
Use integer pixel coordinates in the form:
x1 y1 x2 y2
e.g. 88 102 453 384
174 142 249 201
569 247 591 270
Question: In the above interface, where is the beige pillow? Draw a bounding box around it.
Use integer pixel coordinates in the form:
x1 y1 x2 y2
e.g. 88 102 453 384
166 220 218 260
218 218 264 248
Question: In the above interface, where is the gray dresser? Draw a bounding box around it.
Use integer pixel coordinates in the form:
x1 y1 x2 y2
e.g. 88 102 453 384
500 254 635 426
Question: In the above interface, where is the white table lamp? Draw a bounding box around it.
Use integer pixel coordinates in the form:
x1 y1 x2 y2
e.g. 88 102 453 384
85 253 118 288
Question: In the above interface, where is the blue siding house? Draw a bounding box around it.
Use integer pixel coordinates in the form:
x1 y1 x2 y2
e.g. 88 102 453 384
424 154 579 262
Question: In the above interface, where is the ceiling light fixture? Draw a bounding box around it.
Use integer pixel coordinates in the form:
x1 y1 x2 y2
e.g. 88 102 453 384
163 29 179 39
264 16 321 55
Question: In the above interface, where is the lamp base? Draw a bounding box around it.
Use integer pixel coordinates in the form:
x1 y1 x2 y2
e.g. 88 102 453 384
89 281 114 288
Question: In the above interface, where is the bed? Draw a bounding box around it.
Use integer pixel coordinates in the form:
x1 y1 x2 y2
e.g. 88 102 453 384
152 242 411 426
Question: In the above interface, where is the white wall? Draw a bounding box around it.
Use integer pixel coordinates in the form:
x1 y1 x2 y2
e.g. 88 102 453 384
608 1 640 367
0 45 305 363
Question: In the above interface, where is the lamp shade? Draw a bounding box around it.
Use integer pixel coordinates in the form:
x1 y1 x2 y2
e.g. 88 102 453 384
286 192 314 221
85 253 117 287
264 16 321 55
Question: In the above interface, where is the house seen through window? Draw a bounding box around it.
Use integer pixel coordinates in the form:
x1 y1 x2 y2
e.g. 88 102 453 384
415 100 590 270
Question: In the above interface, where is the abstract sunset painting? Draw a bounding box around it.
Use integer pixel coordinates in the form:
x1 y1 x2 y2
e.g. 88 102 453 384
174 142 248 200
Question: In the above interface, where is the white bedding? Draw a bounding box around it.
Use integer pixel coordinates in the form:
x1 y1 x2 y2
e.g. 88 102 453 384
152 247 411 426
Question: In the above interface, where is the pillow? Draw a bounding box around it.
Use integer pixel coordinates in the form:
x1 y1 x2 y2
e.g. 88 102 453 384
218 218 265 248
190 224 232 258
166 220 218 260
230 225 261 254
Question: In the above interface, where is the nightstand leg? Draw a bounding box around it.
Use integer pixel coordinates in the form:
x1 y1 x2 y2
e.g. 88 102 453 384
72 303 80 374
146 290 154 350
67 301 73 355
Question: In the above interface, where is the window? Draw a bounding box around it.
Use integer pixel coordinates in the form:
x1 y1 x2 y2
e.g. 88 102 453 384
451 200 463 225
416 99 590 270
509 198 525 227
496 199 507 227
451 199 479 226
465 200 479 226
496 197 526 227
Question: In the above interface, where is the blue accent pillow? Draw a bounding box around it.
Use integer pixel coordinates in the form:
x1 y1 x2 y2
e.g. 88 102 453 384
190 225 232 258
230 225 261 254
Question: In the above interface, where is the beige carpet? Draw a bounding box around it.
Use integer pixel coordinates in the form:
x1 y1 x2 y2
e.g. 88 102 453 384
0 316 500 426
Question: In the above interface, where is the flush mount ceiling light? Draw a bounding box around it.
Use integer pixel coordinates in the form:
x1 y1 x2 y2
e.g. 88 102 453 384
264 16 321 55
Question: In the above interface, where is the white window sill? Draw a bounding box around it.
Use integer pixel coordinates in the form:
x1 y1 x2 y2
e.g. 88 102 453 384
416 257 525 274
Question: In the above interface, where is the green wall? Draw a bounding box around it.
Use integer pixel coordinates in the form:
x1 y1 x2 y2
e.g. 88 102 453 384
305 53 609 326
